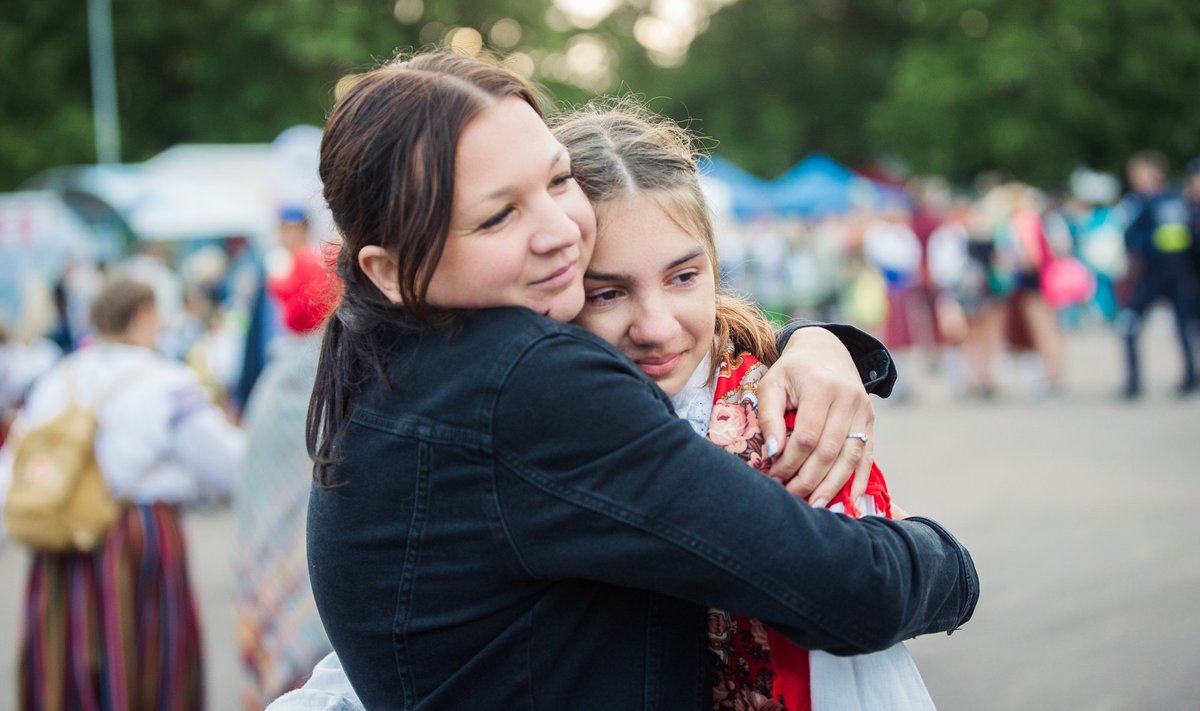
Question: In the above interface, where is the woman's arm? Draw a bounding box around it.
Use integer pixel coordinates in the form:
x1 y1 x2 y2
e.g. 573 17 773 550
758 322 893 505
494 333 975 655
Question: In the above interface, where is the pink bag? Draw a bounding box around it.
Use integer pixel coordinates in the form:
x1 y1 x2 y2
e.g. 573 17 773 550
1040 256 1096 307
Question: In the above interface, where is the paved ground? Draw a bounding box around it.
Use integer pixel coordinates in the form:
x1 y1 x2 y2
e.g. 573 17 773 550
1 310 1198 710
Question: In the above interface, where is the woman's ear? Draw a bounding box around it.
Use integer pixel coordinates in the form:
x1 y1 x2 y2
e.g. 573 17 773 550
358 245 403 304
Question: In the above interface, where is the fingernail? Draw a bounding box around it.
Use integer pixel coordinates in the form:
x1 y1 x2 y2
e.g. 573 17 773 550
810 497 829 509
766 437 779 458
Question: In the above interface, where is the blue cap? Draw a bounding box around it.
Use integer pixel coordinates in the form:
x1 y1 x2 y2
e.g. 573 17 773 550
280 204 307 223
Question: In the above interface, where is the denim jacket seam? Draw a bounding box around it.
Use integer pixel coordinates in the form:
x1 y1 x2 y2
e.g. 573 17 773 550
391 440 432 707
351 408 491 450
492 444 874 648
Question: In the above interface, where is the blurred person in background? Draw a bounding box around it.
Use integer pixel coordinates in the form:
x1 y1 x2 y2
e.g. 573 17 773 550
0 278 62 448
965 185 1021 398
0 277 246 710
908 178 953 368
114 242 184 340
1185 158 1200 322
979 183 1064 398
862 206 923 399
233 206 339 709
223 235 274 416
267 205 333 335
50 257 106 352
1116 150 1198 398
1067 168 1126 325
925 200 976 395
176 245 246 410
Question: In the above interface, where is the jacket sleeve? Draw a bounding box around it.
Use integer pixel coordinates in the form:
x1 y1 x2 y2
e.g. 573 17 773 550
775 320 896 397
492 332 976 655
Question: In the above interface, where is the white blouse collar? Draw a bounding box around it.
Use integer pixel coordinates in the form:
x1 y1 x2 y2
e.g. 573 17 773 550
669 353 716 437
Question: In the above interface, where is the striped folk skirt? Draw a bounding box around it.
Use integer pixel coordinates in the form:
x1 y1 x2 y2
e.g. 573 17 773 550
18 503 204 711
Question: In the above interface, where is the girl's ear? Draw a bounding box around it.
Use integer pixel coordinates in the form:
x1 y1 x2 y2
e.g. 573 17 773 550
358 245 403 304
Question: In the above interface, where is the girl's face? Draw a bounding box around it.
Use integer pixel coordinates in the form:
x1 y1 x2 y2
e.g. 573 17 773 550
574 194 717 397
426 96 597 322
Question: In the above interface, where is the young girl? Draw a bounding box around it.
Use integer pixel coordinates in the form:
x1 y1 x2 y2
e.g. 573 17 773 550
301 51 976 709
560 103 933 710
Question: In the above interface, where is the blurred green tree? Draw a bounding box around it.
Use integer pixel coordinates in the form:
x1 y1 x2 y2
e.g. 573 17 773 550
0 0 574 189
3 0 1200 191
865 0 1200 185
611 0 908 180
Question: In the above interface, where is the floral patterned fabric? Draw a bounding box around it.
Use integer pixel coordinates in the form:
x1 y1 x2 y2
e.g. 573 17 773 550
704 350 893 711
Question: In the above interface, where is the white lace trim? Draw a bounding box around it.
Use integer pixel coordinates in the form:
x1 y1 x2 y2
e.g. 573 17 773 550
669 353 715 437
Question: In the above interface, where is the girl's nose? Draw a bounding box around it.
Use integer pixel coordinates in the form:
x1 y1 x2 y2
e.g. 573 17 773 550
628 296 681 347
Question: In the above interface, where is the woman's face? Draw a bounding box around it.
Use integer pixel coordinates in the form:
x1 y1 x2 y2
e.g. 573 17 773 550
573 194 717 397
426 96 597 322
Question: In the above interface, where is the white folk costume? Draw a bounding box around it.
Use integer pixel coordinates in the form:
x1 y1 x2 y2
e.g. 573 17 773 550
676 349 934 711
0 341 245 711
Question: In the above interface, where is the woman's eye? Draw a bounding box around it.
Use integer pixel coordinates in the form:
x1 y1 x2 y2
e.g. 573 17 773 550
480 206 514 230
550 170 576 189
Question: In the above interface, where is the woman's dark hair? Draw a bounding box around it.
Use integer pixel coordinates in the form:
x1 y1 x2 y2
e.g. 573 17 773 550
307 51 543 486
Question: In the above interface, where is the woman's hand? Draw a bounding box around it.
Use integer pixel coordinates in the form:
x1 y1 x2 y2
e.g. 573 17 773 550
757 326 875 507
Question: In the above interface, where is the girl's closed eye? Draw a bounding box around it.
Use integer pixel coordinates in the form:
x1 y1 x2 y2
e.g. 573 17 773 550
479 206 514 230
550 170 576 189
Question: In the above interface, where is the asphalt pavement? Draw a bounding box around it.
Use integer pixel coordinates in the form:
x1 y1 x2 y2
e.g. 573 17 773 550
1 309 1197 710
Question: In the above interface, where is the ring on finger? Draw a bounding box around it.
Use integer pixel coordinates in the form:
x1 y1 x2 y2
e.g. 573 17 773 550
845 432 869 444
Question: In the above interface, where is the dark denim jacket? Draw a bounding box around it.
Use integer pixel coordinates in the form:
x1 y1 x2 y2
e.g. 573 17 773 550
308 308 976 711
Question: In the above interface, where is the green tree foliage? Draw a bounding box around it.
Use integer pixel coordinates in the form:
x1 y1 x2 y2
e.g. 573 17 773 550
615 0 908 180
0 0 576 189
3 0 1199 190
865 0 1200 185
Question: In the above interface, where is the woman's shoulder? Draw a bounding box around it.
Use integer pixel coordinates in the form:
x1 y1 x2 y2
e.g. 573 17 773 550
463 308 628 364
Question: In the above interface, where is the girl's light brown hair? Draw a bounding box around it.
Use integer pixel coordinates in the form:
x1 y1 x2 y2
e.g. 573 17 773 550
551 99 778 380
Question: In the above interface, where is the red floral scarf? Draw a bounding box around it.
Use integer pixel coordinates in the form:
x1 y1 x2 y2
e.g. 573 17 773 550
705 350 891 711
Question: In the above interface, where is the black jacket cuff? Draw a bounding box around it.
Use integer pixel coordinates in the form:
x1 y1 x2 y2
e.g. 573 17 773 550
775 320 897 397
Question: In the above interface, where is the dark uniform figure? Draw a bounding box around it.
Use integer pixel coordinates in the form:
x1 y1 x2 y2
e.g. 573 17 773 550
1118 151 1198 397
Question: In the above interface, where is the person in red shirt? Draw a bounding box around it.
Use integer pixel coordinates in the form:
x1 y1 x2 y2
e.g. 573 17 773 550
267 206 339 334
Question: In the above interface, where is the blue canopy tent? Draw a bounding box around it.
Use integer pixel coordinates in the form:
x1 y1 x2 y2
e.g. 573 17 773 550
767 153 861 218
699 153 912 221
697 155 775 220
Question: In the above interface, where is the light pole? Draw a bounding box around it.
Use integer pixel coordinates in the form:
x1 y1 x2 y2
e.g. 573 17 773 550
87 0 121 164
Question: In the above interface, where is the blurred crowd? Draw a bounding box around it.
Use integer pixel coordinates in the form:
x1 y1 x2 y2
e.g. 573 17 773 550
0 206 340 709
715 151 1200 401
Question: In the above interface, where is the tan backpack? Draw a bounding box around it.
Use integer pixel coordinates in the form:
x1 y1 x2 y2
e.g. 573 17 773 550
4 359 137 552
